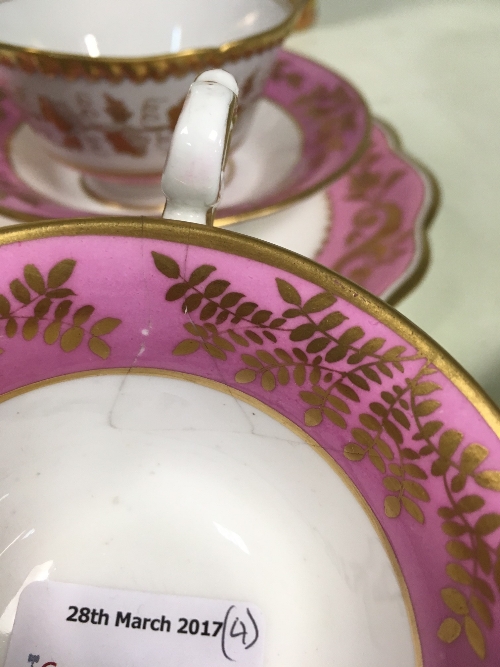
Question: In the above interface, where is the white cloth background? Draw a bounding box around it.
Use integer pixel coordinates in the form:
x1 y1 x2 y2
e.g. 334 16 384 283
288 0 500 405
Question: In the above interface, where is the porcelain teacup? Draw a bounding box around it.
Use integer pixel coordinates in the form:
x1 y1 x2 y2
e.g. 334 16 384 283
0 0 305 208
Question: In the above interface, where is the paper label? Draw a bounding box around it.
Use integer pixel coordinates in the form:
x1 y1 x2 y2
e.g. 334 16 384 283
5 581 264 667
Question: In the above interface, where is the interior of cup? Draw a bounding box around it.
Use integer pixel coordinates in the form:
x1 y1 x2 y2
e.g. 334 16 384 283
0 219 499 667
0 0 296 57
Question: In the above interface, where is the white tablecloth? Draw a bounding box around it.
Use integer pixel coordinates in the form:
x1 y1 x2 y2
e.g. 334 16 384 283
287 0 500 405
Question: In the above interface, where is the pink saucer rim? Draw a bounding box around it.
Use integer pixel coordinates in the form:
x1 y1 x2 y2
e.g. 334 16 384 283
214 48 373 226
370 118 440 307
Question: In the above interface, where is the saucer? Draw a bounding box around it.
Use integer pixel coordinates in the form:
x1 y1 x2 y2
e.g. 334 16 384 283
227 118 438 305
0 218 498 667
0 51 438 305
0 50 370 222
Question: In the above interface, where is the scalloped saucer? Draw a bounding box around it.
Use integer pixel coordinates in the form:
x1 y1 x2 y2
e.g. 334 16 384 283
235 118 438 304
0 219 498 667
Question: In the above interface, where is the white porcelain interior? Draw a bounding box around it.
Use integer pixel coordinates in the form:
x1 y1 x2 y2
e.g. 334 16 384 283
0 0 292 56
0 373 414 667
10 97 303 214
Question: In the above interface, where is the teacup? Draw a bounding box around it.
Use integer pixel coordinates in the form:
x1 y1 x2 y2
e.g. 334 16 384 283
0 0 305 208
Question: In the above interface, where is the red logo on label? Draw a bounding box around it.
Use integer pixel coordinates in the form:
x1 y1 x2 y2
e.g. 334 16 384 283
28 654 56 667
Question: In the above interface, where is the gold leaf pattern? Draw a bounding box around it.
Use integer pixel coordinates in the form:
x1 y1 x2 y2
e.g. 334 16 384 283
441 588 469 615
235 369 256 384
329 144 410 288
383 476 402 492
203 342 226 360
10 278 30 304
24 264 45 295
302 292 337 313
414 399 441 416
60 326 84 352
22 317 38 341
48 259 76 289
323 407 347 429
457 495 485 513
90 317 121 336
305 408 322 427
88 337 111 360
0 294 10 317
475 471 500 491
105 129 148 157
5 318 17 338
413 381 442 396
446 540 474 560
276 278 301 305
104 94 133 123
475 513 500 536
152 252 500 661
44 321 61 345
261 370 276 391
436 429 462 457
460 443 489 474
438 617 462 643
401 496 424 523
73 305 95 326
152 251 180 279
470 595 493 629
173 340 200 356
0 259 120 359
384 495 401 518
464 615 486 659
446 563 473 586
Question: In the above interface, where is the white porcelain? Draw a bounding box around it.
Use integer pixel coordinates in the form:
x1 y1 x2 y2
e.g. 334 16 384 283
0 374 414 667
162 70 238 225
0 0 290 56
0 0 304 206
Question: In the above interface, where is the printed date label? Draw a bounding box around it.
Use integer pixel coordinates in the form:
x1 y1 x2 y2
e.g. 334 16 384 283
5 581 264 667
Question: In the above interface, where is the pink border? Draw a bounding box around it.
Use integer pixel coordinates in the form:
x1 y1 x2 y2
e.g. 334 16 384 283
316 123 432 300
0 228 497 666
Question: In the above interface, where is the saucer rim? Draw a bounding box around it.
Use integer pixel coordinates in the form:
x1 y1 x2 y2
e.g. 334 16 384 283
374 118 441 307
1 215 498 435
217 48 372 226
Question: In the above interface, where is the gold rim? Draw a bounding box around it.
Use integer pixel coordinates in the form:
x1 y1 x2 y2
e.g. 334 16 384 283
0 366 422 665
0 216 497 437
0 1 307 82
376 119 441 307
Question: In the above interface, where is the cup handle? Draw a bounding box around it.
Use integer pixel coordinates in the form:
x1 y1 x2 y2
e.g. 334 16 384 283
161 70 239 226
